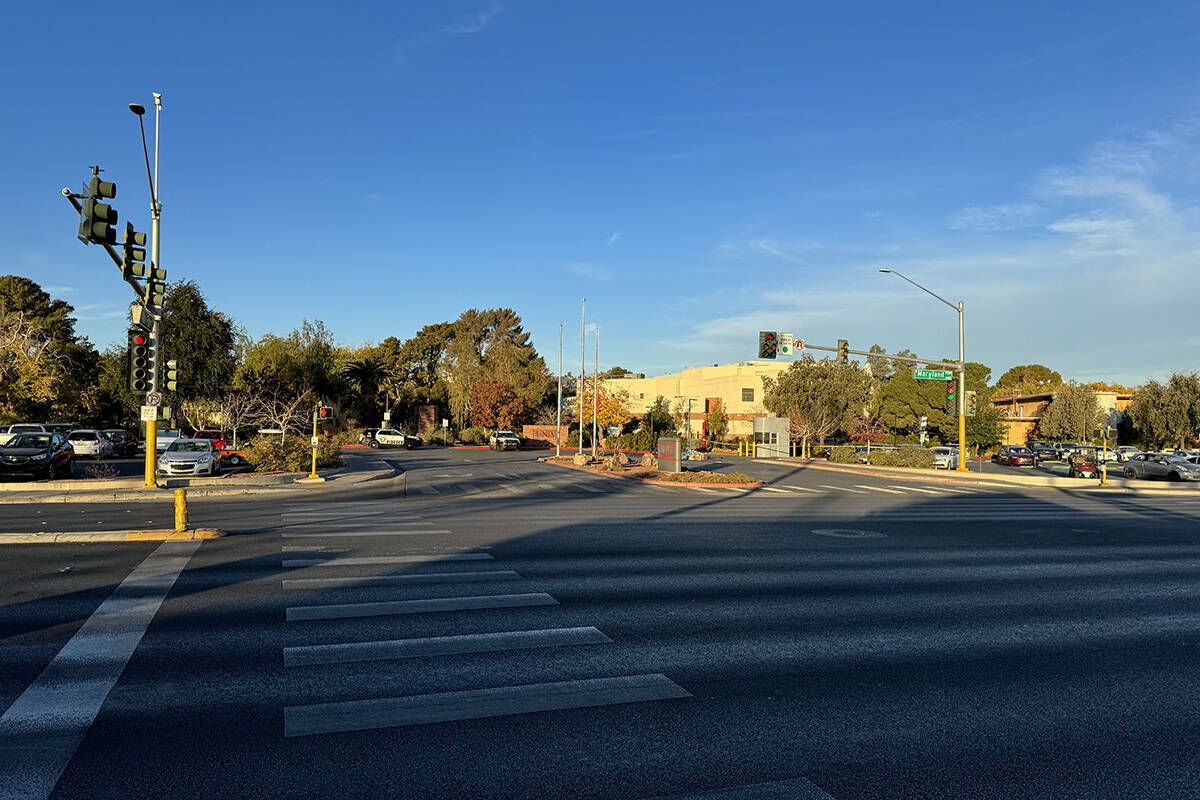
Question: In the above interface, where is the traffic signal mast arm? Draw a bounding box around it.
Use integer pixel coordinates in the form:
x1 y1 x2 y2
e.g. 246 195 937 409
798 341 962 371
62 189 150 304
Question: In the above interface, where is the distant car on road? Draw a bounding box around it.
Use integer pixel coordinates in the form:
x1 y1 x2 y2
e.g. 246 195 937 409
3 423 48 446
931 447 958 470
157 438 222 477
1057 442 1084 461
1122 452 1200 482
0 432 75 480
994 445 1036 467
373 428 422 449
1029 442 1058 462
68 430 114 459
488 430 521 451
156 428 183 453
193 429 227 451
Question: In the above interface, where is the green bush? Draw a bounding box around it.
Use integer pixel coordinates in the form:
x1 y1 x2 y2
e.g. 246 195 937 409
828 445 858 464
458 426 489 445
242 435 343 473
565 428 594 448
330 428 366 446
423 428 453 446
608 430 673 452
867 449 903 467
899 446 935 468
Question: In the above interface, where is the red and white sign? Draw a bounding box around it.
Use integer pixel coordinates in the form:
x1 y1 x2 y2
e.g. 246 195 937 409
796 338 805 352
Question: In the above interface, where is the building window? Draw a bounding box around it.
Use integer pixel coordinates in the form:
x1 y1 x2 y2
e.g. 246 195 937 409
638 393 644 399
741 388 754 402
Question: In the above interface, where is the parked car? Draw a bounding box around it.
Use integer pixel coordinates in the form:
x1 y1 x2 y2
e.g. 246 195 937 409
1122 452 1200 482
1056 442 1083 461
373 428 422 449
45 423 78 435
0 432 74 480
1068 447 1099 479
1114 446 1140 463
156 428 183 453
994 445 1036 467
102 429 139 458
931 446 958 470
157 438 222 477
67 429 114 459
1029 442 1058 462
359 428 379 445
488 430 521 451
193 429 227 451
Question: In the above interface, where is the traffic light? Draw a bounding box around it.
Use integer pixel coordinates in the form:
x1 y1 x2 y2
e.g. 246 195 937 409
145 331 158 391
758 331 778 359
164 359 178 392
966 390 977 417
145 264 167 311
122 223 147 279
945 379 956 415
316 406 332 422
78 177 118 245
836 339 849 364
128 328 150 393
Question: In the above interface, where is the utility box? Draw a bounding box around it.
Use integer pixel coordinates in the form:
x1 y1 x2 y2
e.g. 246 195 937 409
753 416 789 458
657 437 682 473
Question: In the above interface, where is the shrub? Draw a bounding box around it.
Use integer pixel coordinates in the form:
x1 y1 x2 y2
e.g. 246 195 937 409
242 435 343 473
330 428 366 446
654 471 756 484
458 426 489 445
867 449 903 467
609 430 676 452
899 446 935 469
423 428 453 446
640 453 658 468
601 450 629 470
828 446 858 464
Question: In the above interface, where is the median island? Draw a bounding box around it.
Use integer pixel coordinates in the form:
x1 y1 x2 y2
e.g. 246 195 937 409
542 453 761 489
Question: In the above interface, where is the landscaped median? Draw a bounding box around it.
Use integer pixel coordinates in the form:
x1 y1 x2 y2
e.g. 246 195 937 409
539 455 762 490
0 528 224 544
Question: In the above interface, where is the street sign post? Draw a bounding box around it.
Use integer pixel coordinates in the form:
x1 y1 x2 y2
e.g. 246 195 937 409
913 368 954 381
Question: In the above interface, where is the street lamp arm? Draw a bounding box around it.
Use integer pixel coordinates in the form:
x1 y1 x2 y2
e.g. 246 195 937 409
879 268 958 312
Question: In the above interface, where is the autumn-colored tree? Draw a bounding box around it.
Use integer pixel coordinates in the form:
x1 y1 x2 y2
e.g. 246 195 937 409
571 380 632 429
470 379 530 430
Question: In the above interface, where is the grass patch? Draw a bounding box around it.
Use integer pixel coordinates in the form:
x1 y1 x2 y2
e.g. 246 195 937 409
652 471 756 484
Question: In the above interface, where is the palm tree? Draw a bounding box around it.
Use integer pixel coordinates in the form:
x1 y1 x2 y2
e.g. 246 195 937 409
342 358 386 425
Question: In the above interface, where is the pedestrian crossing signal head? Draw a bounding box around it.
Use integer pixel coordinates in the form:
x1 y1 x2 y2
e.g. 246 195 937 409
316 405 332 421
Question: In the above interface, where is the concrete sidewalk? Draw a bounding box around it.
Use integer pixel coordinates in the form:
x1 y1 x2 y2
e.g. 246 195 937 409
747 456 1200 495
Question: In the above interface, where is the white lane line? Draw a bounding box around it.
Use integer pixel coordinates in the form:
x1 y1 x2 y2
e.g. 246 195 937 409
819 485 866 494
782 485 821 493
282 571 520 590
281 529 451 539
692 488 719 494
283 518 423 529
284 626 611 667
575 483 605 493
643 776 836 799
282 546 350 553
854 485 905 494
283 554 493 568
286 592 558 621
435 473 474 477
934 486 977 494
0 541 200 800
889 485 943 494
759 487 793 494
536 483 568 493
283 673 690 737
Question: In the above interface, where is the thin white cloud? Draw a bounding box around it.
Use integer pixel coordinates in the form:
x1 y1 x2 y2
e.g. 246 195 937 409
606 231 621 246
43 285 76 294
445 1 502 34
563 261 613 282
949 203 1038 232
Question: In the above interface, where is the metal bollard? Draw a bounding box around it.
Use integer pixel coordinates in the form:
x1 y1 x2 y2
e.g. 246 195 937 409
174 488 188 532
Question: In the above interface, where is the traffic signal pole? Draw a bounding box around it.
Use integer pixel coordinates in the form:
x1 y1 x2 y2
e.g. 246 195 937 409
143 96 163 488
956 301 967 471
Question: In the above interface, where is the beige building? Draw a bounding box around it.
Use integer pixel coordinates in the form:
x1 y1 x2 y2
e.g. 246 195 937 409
992 391 1131 446
605 361 791 438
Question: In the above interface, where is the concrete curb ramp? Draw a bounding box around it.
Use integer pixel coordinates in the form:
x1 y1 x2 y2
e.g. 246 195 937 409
0 528 225 544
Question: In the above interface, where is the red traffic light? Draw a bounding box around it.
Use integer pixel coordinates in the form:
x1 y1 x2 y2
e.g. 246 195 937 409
133 333 146 345
318 407 330 418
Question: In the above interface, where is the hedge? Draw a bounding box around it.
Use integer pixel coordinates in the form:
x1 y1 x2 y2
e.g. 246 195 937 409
242 436 343 473
828 445 858 464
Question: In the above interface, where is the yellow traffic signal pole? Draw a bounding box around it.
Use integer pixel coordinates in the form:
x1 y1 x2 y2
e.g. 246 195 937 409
309 408 319 480
140 95 163 488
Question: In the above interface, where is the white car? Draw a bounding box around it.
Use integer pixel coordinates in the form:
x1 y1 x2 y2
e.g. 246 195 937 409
67 429 114 459
1 423 47 447
156 428 183 453
157 439 221 477
1114 446 1140 463
373 428 422 449
931 447 958 470
488 430 520 451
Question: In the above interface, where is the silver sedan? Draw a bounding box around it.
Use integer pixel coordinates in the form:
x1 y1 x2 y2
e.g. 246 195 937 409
1122 453 1200 481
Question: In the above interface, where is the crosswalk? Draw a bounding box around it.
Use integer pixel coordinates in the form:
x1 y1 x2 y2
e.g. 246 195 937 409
278 501 692 738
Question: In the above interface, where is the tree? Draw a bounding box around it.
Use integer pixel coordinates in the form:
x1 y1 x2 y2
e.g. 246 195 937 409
572 380 633 430
599 366 633 379
645 395 674 434
159 281 236 403
875 367 951 439
251 388 313 443
1127 380 1169 448
704 401 728 439
443 308 550 429
235 320 344 402
1037 384 1103 443
995 364 1063 396
470 380 530 430
761 357 872 448
342 356 387 424
218 391 259 448
1162 372 1200 449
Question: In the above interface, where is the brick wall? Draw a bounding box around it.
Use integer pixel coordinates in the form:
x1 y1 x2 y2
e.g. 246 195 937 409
521 425 562 448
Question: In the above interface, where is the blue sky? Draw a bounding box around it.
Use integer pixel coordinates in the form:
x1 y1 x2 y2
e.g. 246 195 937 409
4 1 1199 385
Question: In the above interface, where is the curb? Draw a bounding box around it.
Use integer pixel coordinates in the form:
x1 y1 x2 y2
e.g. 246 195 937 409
0 528 225 544
540 457 762 491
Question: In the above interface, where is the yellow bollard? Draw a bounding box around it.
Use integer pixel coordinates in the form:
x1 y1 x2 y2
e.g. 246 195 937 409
174 488 188 532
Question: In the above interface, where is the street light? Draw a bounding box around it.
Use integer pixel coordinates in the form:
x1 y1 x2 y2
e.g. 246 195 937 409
878 268 968 471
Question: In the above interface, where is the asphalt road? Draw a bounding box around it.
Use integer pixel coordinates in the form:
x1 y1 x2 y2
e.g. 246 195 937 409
3 449 1200 799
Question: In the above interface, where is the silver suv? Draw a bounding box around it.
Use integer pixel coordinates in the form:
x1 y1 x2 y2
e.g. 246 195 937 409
488 430 520 451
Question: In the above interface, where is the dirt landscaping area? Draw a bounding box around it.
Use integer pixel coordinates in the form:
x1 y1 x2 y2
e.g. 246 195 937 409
541 455 761 489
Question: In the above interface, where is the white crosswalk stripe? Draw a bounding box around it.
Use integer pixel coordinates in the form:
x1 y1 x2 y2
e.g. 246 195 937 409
854 485 905 494
820 484 866 493
889 485 944 494
782 485 822 493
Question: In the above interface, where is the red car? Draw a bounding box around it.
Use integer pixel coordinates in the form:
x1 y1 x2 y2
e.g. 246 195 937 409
193 429 227 451
993 445 1037 467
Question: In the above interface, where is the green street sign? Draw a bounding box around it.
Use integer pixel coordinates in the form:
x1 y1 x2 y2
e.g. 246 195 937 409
913 368 954 380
